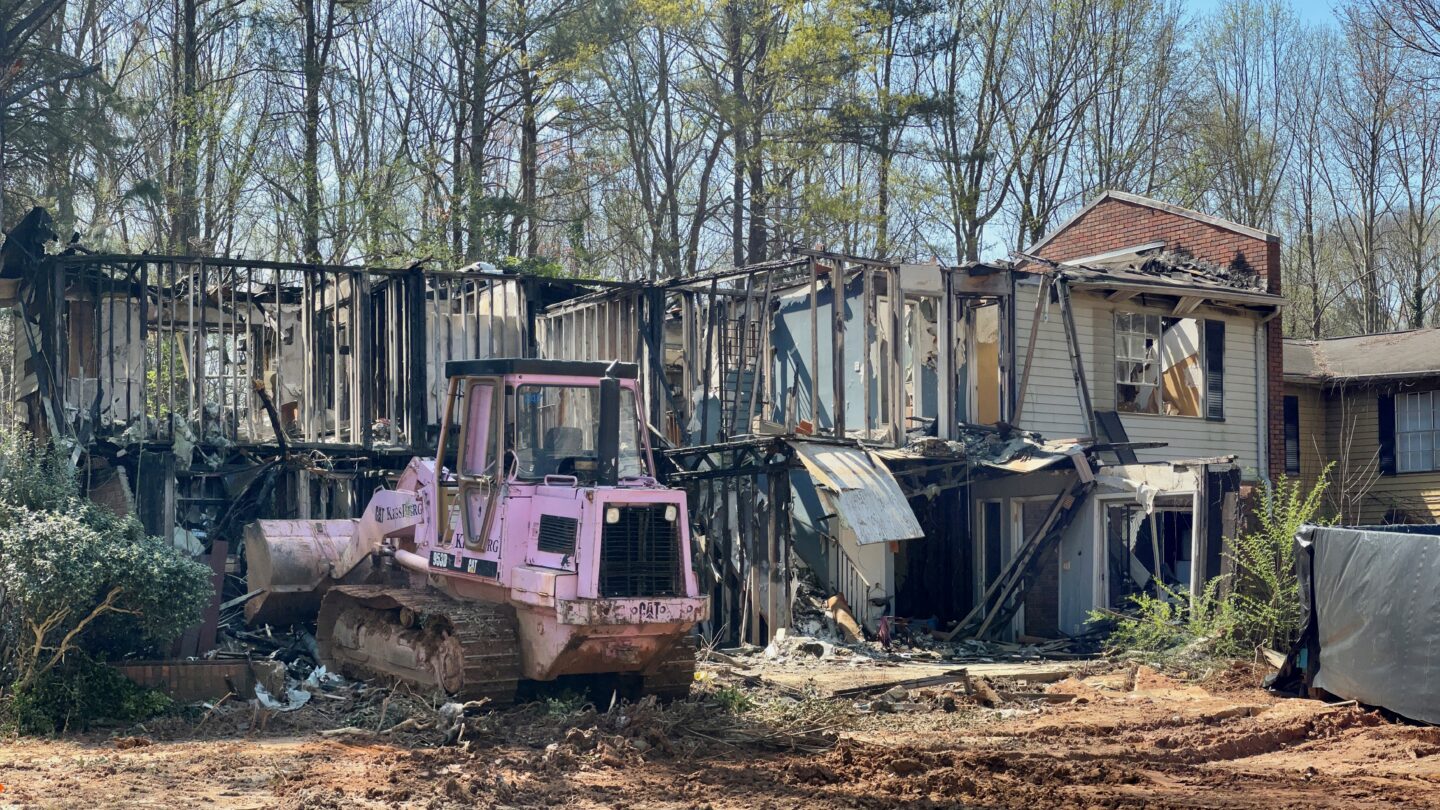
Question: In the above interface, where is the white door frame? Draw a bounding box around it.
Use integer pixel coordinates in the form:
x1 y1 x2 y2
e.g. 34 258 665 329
1092 490 1200 611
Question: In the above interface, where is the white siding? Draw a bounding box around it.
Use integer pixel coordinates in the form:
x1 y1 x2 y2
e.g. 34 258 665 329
1014 280 1264 476
1013 281 1091 441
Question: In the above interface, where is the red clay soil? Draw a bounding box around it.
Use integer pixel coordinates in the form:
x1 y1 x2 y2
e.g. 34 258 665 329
2 664 1439 809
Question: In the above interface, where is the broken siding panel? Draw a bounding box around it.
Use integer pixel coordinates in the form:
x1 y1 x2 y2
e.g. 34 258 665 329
790 442 924 545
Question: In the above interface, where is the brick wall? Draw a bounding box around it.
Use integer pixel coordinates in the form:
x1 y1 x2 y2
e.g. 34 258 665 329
1023 548 1062 638
1035 195 1284 480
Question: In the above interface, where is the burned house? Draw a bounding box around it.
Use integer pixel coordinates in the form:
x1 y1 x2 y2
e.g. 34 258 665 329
520 192 1284 643
0 191 1284 649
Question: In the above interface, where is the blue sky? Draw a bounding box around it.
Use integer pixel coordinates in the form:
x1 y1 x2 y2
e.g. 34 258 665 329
1185 0 1340 27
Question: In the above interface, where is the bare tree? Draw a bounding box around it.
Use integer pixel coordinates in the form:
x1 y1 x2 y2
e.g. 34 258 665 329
1188 0 1305 229
1323 7 1403 334
1388 65 1440 327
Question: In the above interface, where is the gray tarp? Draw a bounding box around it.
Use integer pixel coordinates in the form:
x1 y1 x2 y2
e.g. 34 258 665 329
1289 525 1440 724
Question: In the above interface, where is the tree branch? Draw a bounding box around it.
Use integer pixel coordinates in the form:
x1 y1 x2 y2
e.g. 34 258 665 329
0 61 101 108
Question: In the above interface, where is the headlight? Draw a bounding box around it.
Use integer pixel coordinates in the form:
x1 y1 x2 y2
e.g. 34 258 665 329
664 505 678 522
605 507 621 524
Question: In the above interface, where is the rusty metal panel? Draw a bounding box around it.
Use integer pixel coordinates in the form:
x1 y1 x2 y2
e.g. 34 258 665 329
112 660 256 702
556 596 708 626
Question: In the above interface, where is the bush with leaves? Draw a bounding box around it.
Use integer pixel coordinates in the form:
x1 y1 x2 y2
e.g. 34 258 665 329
6 657 173 735
0 429 79 511
0 428 211 729
1226 465 1333 652
0 501 213 689
1100 578 1239 659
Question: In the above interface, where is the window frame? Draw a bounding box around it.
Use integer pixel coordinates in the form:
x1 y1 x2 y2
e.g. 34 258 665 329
1395 391 1440 474
1113 310 1206 418
509 383 650 482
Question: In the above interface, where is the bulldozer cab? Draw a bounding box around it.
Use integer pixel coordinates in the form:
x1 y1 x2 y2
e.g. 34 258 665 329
435 359 650 552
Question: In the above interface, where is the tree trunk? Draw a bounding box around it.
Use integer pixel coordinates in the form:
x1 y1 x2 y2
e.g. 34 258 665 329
175 0 198 251
301 0 322 263
728 0 744 267
521 90 537 257
0 110 7 235
658 27 680 279
745 24 768 264
465 0 489 261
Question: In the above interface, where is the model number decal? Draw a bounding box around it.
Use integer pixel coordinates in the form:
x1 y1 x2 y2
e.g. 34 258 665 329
629 601 697 621
429 551 498 578
374 502 422 523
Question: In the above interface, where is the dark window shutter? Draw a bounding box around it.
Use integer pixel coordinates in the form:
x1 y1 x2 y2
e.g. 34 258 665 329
1378 393 1397 476
1204 320 1225 421
1283 396 1300 475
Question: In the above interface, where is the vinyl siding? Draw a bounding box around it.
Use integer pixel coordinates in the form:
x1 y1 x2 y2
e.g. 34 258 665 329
1287 382 1328 494
1014 280 1264 476
1321 384 1440 524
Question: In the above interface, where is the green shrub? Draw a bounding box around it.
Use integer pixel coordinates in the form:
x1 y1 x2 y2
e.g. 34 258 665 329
543 689 588 716
708 684 753 714
0 427 212 721
0 429 77 511
1096 467 1332 663
1226 467 1333 652
6 656 173 735
1095 578 1239 662
0 500 212 691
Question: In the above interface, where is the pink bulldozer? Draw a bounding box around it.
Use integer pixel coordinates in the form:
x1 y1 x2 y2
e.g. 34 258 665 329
243 359 708 704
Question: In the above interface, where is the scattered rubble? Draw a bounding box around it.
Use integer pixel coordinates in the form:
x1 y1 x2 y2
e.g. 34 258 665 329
13 652 1437 810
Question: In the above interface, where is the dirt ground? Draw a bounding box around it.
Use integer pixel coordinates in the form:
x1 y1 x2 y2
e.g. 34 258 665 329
3 661 1440 809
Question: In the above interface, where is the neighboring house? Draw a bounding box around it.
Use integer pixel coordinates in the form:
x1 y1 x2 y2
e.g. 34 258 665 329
1284 329 1440 524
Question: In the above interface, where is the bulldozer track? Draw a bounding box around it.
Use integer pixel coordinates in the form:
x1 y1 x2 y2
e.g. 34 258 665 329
642 634 697 701
316 585 521 706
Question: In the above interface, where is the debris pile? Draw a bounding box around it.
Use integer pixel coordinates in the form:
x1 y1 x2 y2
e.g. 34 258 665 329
444 692 841 760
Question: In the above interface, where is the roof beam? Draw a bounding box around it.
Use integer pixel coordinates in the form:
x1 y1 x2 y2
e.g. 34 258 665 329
1173 295 1203 316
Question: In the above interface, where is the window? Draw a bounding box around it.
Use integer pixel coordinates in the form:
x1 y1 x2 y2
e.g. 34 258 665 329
512 384 647 482
1396 391 1440 473
1283 396 1300 475
460 381 499 477
1104 496 1195 607
1114 312 1203 417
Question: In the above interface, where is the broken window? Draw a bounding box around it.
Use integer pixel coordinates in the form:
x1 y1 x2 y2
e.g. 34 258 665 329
1396 391 1440 473
1114 312 1203 417
1104 497 1194 607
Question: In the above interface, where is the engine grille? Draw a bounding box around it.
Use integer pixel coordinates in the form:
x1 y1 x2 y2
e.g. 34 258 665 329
536 514 579 555
599 504 681 598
